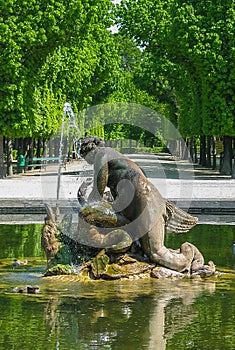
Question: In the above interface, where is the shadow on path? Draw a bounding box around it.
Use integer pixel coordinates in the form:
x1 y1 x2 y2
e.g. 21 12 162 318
129 153 230 181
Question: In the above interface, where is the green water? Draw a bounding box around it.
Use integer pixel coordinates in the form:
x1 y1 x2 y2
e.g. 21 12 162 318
0 223 234 350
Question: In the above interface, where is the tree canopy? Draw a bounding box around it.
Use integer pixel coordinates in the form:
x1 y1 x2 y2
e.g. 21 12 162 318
0 0 119 138
116 0 235 138
2 0 235 176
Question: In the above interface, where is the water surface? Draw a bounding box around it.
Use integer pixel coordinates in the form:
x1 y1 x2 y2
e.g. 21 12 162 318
0 223 234 350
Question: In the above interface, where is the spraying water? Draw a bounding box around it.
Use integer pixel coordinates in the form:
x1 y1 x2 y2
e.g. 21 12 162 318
56 103 80 204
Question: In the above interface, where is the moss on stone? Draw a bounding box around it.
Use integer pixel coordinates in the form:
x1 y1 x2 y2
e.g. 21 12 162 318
44 264 73 276
54 244 72 265
90 249 110 278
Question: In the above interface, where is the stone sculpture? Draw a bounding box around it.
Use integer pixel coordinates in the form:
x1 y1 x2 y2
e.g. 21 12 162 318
41 136 216 279
78 136 206 272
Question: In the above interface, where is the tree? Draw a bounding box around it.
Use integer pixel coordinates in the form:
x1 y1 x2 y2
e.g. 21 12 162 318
90 33 168 146
0 0 119 137
0 0 119 174
0 136 4 178
117 0 235 173
167 1 235 173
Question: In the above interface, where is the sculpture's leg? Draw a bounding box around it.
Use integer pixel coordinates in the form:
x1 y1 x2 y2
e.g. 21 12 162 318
190 245 205 272
150 243 195 272
140 216 196 272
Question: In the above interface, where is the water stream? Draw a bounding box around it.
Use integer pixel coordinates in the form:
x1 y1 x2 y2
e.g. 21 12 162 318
0 222 234 350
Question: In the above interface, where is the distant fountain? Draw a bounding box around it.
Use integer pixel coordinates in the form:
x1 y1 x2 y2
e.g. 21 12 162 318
56 103 80 217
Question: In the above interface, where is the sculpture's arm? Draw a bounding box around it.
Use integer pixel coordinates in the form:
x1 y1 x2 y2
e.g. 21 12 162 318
88 151 109 202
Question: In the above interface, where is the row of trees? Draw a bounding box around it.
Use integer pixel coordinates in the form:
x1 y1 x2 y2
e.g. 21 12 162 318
116 0 235 175
1 0 235 176
1 0 118 138
0 0 120 175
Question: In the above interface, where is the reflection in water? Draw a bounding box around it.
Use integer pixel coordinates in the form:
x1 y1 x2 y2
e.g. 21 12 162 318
0 223 235 349
40 279 218 350
148 282 216 350
44 297 60 343
149 299 166 350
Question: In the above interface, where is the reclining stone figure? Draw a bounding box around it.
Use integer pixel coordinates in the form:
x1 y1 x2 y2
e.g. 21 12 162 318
76 136 211 274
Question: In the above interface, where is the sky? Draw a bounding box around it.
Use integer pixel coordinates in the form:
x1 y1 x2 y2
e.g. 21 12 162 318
109 0 121 33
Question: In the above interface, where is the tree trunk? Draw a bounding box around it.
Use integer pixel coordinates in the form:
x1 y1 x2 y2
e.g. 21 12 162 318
0 135 4 178
173 139 180 158
199 135 206 166
212 136 217 170
26 137 34 170
114 139 119 148
206 136 211 168
220 136 232 175
6 137 13 176
42 138 47 157
189 137 193 161
178 139 188 159
189 137 197 163
36 139 41 158
54 137 60 157
48 139 54 157
231 138 235 178
193 137 198 163
16 138 22 173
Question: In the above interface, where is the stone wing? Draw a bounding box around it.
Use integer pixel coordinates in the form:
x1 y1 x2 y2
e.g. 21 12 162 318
165 200 198 233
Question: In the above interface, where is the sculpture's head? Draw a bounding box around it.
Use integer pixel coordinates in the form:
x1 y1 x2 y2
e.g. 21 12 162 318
80 136 105 163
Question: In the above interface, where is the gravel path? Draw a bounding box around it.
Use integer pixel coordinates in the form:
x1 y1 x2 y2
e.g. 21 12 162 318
1 154 234 202
0 153 234 224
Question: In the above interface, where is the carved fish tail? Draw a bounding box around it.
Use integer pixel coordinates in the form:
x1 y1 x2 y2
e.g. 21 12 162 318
165 200 198 233
44 204 55 221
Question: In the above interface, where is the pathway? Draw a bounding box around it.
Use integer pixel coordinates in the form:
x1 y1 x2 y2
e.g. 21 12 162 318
0 153 234 223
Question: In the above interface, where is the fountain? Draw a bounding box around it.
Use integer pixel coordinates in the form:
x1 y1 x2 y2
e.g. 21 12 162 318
0 104 234 350
56 102 80 202
42 135 217 279
54 102 80 221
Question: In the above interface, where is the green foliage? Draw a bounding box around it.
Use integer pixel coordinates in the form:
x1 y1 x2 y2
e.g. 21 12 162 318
168 0 235 136
116 0 235 137
104 123 126 140
0 0 118 138
31 84 62 138
3 0 235 145
90 34 170 142
88 125 105 139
